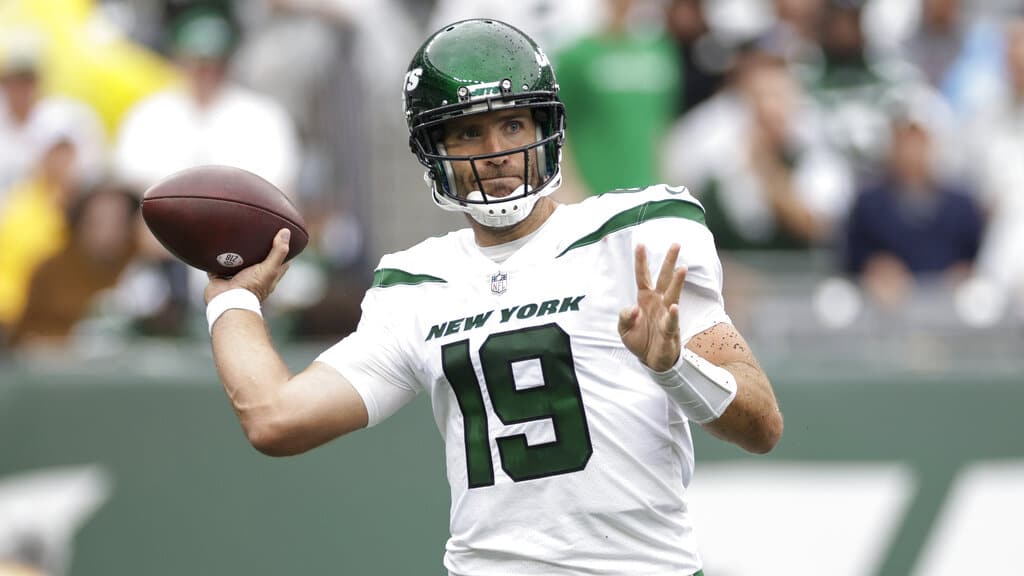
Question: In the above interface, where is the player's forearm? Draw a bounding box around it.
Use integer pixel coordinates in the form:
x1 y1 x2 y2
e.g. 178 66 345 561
211 309 293 450
702 361 783 454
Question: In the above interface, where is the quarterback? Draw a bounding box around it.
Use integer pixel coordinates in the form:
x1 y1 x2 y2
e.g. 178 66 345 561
205 19 783 576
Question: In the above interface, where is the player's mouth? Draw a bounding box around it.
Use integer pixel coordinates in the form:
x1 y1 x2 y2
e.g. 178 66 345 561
478 176 522 197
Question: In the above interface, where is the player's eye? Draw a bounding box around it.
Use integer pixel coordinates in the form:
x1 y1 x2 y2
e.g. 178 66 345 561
505 120 523 134
459 125 482 140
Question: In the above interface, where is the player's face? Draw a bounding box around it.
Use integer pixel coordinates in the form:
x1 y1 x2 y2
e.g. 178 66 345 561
441 109 542 198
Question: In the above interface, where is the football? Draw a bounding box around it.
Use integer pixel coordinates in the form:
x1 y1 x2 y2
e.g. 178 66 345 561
141 165 309 276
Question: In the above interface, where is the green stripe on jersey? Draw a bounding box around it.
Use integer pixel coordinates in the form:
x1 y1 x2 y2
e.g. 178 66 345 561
372 268 447 288
557 199 706 257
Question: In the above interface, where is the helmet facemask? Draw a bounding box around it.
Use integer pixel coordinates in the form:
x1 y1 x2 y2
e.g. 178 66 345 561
410 95 565 228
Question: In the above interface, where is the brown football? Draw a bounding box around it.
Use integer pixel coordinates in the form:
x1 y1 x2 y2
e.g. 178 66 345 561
141 165 308 276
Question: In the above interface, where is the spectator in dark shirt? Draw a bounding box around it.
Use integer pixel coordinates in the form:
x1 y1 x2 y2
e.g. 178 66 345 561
845 108 983 306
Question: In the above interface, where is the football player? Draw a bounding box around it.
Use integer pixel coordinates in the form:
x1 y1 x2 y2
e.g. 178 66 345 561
205 19 783 576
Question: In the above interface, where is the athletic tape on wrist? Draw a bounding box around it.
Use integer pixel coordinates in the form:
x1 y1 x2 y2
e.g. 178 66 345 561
206 288 262 334
646 349 737 424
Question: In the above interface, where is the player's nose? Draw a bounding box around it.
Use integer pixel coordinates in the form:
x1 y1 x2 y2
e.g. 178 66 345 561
481 130 510 165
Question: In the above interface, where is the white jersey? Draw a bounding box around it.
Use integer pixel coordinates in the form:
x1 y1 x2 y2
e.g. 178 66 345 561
318 185 729 575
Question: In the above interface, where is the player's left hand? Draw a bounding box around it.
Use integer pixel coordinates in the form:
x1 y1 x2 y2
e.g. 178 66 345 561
618 244 687 372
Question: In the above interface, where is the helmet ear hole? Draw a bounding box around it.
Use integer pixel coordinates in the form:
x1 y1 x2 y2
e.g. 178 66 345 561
535 123 548 179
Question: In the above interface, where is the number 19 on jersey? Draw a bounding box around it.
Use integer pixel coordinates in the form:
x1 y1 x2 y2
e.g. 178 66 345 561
441 323 593 488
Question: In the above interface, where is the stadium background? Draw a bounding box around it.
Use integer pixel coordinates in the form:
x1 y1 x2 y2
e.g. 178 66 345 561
1 0 1022 575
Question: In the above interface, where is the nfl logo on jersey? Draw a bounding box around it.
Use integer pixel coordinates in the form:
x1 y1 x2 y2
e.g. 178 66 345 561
490 271 507 295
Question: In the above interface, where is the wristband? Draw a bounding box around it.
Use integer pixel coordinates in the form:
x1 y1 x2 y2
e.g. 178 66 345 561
646 348 738 424
206 288 262 334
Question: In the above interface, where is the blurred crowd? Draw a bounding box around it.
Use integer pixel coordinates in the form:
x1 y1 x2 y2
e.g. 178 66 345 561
1 0 1023 359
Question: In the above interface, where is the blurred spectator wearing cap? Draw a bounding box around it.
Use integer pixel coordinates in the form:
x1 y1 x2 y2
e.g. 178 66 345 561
0 126 78 335
966 12 1024 306
0 27 106 200
113 7 299 194
662 37 852 252
9 182 139 349
844 107 983 308
111 7 302 337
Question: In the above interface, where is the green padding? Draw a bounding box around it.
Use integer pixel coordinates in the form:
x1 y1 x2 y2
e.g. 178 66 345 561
372 267 447 288
557 199 706 257
4 346 1023 576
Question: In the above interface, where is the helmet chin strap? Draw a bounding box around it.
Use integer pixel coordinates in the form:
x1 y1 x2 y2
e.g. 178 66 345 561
430 169 562 229
465 186 537 228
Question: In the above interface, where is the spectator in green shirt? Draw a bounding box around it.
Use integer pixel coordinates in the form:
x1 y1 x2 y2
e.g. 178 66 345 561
556 0 681 198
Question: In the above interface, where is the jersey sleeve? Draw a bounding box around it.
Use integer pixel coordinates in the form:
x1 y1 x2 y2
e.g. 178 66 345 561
315 287 421 427
628 186 732 342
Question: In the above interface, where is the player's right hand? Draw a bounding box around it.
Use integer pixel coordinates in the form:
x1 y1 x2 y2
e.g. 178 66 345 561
205 228 292 304
618 243 687 372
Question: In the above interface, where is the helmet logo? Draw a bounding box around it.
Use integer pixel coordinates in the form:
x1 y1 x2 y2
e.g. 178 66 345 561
405 67 423 92
459 81 505 100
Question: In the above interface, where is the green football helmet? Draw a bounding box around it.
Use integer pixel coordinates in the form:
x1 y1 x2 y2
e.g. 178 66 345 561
404 19 566 227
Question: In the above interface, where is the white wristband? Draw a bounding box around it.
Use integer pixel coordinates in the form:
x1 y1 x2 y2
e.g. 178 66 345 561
206 288 263 334
646 348 738 424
